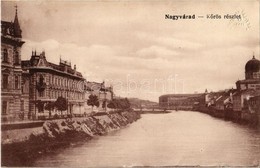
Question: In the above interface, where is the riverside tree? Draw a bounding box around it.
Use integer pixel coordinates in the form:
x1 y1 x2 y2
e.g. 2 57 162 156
55 96 68 116
107 98 131 111
107 100 116 110
45 102 55 117
87 94 100 112
102 100 107 111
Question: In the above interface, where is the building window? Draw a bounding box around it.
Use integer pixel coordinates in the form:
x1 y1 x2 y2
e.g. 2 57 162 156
49 75 52 85
14 51 19 65
15 76 19 89
2 74 9 89
2 101 8 115
39 75 44 84
3 49 8 62
21 100 24 111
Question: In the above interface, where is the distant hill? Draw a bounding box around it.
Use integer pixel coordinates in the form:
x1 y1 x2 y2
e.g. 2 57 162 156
128 98 158 109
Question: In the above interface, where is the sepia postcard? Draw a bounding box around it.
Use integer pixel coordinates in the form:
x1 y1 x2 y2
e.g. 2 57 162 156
1 0 260 167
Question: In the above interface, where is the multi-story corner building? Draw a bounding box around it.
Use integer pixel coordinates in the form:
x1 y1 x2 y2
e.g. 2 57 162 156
1 8 25 122
84 81 113 113
21 51 85 119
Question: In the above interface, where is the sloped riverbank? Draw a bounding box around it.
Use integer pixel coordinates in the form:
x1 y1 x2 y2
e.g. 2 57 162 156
1 111 141 167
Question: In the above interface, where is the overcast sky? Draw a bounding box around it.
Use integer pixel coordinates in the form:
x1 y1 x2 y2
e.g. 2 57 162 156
1 0 259 101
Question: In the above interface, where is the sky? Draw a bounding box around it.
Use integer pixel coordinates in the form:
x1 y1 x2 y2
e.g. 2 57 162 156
1 0 259 102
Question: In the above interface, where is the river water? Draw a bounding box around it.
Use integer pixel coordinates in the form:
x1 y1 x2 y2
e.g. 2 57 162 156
33 111 260 167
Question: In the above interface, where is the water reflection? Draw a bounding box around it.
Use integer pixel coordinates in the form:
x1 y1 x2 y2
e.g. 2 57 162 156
33 111 260 167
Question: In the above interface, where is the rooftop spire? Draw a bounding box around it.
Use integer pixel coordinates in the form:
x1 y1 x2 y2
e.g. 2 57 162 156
15 4 18 15
13 5 22 38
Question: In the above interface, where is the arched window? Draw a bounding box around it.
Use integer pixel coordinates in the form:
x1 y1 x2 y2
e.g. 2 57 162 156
39 75 44 84
14 51 19 65
38 75 45 97
3 49 8 62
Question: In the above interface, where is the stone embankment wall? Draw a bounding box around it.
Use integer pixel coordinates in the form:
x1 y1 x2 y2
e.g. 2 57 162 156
1 111 140 166
194 107 260 128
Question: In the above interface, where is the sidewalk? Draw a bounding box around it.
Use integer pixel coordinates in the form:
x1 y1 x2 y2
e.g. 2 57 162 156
1 111 115 131
1 120 45 131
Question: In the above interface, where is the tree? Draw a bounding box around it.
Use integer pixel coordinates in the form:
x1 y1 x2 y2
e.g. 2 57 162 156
35 100 44 113
123 98 131 109
102 100 106 110
107 101 116 110
107 98 131 111
55 97 68 116
87 94 100 112
45 102 55 118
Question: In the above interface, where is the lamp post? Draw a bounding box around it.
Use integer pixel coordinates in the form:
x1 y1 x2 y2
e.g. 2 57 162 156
105 91 107 113
34 73 37 120
174 74 178 94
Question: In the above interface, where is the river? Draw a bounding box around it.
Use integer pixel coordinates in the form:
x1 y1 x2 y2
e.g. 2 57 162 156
32 111 260 167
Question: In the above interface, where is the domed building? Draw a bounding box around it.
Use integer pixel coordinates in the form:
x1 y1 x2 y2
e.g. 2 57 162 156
245 55 260 79
236 55 260 90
